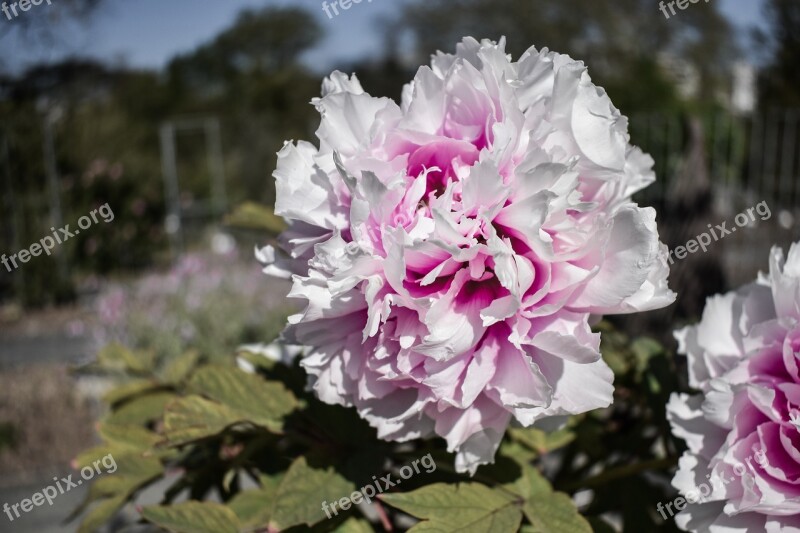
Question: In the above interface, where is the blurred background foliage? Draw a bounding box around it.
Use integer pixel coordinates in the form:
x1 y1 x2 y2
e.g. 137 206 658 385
91 249 292 364
0 0 800 312
0 0 797 312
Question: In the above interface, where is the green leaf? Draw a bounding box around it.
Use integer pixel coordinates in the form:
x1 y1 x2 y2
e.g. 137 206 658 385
499 441 538 466
97 342 156 373
507 466 592 533
334 518 375 532
506 465 552 500
225 202 287 234
74 446 118 471
509 427 576 455
381 483 523 533
107 392 177 426
598 326 633 376
142 501 241 533
523 492 592 533
163 364 302 446
268 457 355 530
161 350 201 384
90 454 163 497
162 395 247 445
69 452 164 523
198 459 354 532
228 477 281 530
189 365 299 432
229 491 273 530
99 423 161 451
77 495 128 533
631 337 665 375
103 379 161 405
236 349 279 373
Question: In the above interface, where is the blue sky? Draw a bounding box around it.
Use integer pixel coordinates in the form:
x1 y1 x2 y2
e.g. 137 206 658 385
2 0 768 74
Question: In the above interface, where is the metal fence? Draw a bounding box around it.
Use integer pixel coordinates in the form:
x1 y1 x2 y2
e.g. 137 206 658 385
631 110 800 209
630 110 799 287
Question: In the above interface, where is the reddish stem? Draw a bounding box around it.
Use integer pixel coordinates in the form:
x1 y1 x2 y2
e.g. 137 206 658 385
375 500 394 532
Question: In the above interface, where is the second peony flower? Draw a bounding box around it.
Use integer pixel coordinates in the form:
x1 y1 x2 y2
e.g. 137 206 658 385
260 37 675 473
668 242 800 531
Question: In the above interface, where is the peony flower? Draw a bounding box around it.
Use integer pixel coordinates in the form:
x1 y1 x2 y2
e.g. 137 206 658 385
668 242 800 531
260 37 675 473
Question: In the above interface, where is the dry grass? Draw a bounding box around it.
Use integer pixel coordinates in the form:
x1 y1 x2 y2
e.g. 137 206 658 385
0 364 96 486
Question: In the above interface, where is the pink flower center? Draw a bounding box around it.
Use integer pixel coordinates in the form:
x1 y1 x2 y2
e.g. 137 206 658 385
406 138 480 197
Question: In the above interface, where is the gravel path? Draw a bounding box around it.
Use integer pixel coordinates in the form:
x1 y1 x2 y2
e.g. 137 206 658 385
0 478 87 533
0 333 92 368
0 331 96 533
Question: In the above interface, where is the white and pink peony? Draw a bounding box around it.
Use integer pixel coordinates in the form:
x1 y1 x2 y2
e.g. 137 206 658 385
668 242 800 531
260 37 674 473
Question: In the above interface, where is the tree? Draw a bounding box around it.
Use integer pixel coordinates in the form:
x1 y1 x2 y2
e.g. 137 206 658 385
755 0 800 107
0 0 104 73
168 6 321 90
163 6 325 204
398 0 736 113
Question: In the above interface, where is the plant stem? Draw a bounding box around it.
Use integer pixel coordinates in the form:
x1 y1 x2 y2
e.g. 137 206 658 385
562 457 677 491
375 500 394 532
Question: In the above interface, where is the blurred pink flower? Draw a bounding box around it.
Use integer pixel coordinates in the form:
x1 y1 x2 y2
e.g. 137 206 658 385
669 242 800 531
67 320 85 337
83 159 108 185
109 162 124 181
93 250 283 355
261 37 675 473
98 287 126 326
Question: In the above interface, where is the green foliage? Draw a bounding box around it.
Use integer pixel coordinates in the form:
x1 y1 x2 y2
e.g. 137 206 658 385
510 465 592 533
400 0 735 114
261 457 355 530
380 463 591 533
162 395 255 446
188 365 300 427
334 518 375 533
225 202 287 235
168 6 321 84
508 424 576 457
553 321 685 532
74 321 687 532
96 342 158 374
382 483 524 532
143 502 241 533
755 0 800 107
